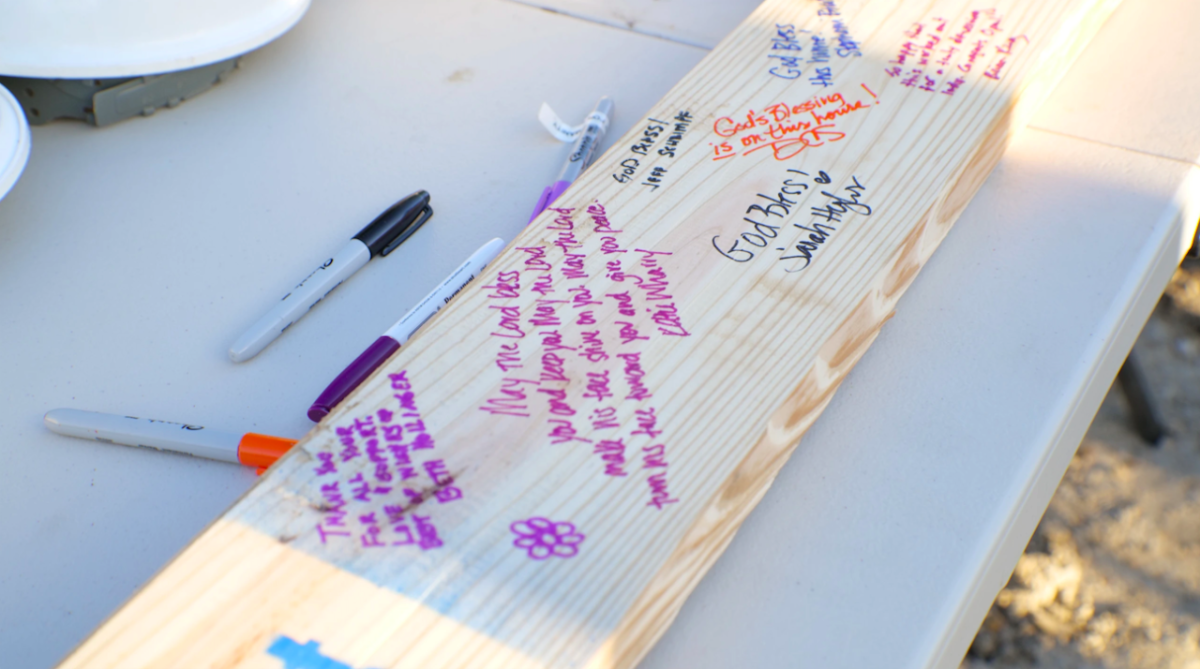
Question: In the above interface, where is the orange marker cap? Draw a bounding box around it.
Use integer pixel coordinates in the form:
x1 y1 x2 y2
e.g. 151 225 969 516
237 433 298 471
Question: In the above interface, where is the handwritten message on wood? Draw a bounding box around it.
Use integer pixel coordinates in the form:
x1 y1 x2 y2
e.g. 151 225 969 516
58 0 1121 667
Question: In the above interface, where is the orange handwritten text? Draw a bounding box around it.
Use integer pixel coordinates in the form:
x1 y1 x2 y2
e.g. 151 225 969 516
709 90 872 161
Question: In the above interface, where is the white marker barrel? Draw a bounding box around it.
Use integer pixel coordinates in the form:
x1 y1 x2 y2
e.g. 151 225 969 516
229 239 372 362
44 408 242 463
385 237 507 344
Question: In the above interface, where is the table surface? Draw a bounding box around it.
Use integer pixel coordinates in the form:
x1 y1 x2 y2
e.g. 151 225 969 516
2 1 1198 668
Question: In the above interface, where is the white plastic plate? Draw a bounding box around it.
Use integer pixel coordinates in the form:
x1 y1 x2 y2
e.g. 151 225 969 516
0 0 310 78
0 83 30 201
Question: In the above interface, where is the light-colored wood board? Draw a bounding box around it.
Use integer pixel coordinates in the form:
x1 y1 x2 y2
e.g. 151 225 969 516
58 0 1121 667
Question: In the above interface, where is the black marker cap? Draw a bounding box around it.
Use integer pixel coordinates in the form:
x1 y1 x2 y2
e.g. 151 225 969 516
354 190 433 257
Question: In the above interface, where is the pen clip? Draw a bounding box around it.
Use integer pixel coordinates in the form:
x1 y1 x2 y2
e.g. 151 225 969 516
380 204 433 257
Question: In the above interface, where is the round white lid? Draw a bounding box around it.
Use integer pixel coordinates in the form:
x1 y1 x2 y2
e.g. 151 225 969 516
0 83 30 202
0 0 310 78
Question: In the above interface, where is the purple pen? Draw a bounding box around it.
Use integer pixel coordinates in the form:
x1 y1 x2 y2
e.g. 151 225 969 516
307 238 507 421
528 97 613 223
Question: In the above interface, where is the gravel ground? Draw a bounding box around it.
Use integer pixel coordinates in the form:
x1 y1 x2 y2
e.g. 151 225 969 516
960 261 1200 669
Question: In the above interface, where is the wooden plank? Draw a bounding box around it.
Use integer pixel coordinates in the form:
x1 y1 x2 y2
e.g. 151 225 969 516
58 0 1121 667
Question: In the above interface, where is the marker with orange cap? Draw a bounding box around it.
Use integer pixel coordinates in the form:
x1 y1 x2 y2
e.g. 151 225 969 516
44 408 296 474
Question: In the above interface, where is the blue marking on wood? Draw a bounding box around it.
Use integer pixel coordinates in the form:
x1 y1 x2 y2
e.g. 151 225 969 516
267 635 378 669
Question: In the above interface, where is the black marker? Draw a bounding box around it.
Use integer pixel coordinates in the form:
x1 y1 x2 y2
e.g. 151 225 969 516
229 190 433 362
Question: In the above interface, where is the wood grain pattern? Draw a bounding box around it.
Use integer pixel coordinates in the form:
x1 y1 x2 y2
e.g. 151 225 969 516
58 1 1120 667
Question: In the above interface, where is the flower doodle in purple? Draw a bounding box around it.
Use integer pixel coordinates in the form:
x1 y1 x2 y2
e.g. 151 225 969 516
510 517 585 560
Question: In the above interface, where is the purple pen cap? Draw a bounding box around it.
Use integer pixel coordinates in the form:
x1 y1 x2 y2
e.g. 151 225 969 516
308 336 401 421
528 180 572 223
